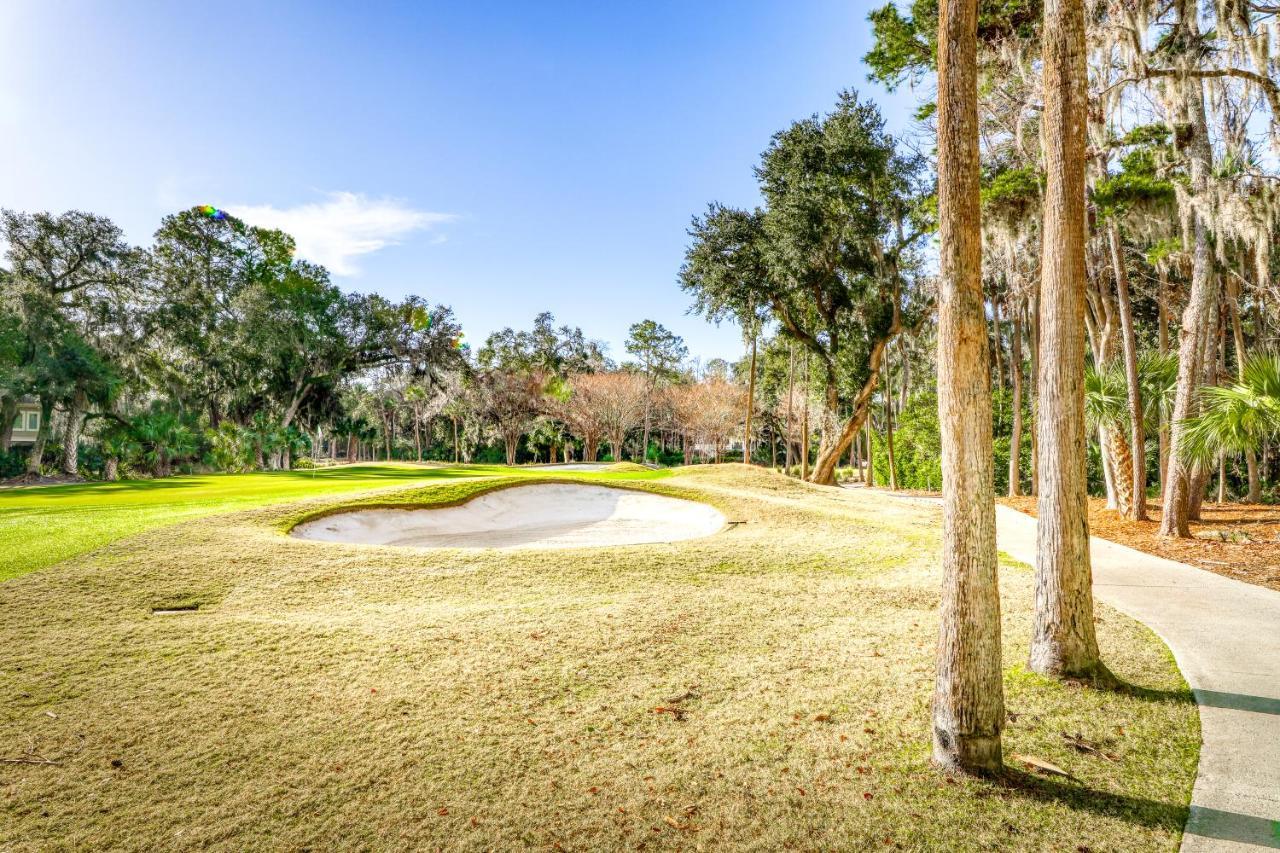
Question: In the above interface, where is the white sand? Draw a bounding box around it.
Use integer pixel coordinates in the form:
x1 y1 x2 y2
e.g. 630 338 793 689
291 483 725 550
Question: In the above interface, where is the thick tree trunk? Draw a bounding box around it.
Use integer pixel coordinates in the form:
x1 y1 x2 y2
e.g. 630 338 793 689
1109 221 1146 520
104 456 119 481
1031 0 1109 682
932 0 1004 774
1008 309 1024 497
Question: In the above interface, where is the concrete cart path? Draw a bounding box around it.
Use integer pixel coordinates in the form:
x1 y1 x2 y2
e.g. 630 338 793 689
991 503 1280 852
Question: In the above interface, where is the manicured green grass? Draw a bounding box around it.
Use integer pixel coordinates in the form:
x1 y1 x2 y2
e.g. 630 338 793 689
0 462 668 581
0 465 1197 850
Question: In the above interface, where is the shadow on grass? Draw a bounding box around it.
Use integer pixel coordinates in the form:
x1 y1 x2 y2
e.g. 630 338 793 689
1112 677 1196 704
1002 760 1280 848
1118 678 1280 715
996 768 1188 832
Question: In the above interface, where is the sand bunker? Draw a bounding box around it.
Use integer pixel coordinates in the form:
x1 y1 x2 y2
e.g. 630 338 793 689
291 483 725 550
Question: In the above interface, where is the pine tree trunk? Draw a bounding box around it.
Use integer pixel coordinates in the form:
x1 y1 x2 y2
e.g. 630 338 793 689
800 354 810 481
865 416 875 487
1159 0 1220 538
1225 276 1262 503
884 377 898 490
1157 268 1170 498
1008 308 1024 497
1031 0 1109 681
1029 288 1041 496
992 299 1004 417
744 328 757 465
932 0 1004 774
1109 220 1146 520
1217 452 1227 504
784 344 796 475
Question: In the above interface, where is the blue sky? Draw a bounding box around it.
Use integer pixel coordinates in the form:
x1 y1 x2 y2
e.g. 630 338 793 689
1 2 920 362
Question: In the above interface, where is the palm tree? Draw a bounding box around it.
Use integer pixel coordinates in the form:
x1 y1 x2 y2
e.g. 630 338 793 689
1180 353 1280 489
281 425 310 470
97 422 139 481
243 411 285 470
1084 362 1135 517
133 409 196 477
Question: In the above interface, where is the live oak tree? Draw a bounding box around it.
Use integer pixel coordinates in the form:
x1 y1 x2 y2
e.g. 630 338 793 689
682 94 932 486
0 209 143 476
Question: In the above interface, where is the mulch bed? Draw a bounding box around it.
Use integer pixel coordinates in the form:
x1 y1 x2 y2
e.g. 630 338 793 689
1000 495 1280 593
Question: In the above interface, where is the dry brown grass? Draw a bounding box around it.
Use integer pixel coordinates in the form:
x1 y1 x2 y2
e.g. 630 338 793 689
1 466 1197 851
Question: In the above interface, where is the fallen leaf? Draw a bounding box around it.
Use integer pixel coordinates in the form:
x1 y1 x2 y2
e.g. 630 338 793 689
1012 753 1074 779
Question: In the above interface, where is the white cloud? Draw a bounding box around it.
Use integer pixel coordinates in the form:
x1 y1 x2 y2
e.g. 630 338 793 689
230 192 454 276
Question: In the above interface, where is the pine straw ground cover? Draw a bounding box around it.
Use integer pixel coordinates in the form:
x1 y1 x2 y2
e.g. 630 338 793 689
1 466 1196 851
1002 495 1280 592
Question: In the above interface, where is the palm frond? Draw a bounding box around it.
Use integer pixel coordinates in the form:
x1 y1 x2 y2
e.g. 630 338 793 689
1084 360 1129 429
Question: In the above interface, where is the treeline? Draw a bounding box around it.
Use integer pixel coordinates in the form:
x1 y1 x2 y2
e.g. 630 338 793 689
0 208 770 480
863 0 1280 542
0 207 466 481
674 0 1280 539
